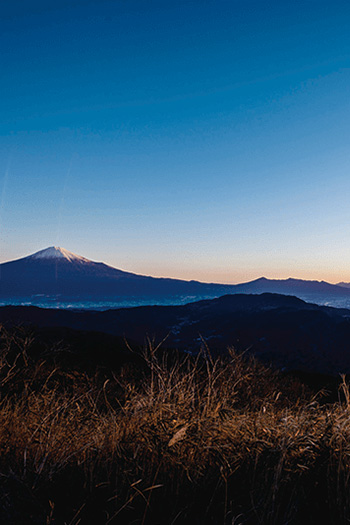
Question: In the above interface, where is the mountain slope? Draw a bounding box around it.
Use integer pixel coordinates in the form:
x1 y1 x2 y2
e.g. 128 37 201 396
0 246 233 299
2 246 350 308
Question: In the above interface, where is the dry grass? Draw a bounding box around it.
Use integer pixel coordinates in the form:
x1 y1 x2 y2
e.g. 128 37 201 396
0 327 350 523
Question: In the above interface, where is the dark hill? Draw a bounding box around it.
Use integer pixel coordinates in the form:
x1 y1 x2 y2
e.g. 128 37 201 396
1 292 350 374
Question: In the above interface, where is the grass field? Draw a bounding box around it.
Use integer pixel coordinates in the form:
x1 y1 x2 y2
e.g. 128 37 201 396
0 325 350 524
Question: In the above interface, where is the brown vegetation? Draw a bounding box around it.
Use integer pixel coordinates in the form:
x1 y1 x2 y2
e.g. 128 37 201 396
0 326 350 524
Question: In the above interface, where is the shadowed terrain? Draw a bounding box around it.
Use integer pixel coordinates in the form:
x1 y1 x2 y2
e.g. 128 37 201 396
1 292 350 374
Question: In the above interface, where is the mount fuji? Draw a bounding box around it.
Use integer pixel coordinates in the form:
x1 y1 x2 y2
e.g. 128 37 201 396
2 246 350 309
0 246 234 306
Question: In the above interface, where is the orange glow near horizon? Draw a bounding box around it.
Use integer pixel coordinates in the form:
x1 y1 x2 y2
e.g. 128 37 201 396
2 247 350 286
105 261 350 286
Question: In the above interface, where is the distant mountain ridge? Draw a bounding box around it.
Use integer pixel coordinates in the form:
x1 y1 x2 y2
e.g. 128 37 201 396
337 282 350 289
233 276 348 295
2 246 350 309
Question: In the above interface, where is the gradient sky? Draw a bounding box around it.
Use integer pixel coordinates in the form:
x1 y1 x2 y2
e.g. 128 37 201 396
1 0 350 283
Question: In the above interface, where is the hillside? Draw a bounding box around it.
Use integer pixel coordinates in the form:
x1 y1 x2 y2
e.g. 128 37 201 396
0 247 233 301
2 292 350 374
0 324 349 524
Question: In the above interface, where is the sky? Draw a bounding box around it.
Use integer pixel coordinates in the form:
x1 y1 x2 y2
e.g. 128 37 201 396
1 0 350 283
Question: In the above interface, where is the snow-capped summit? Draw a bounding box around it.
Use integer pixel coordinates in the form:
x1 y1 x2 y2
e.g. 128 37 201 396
28 246 90 263
0 245 233 302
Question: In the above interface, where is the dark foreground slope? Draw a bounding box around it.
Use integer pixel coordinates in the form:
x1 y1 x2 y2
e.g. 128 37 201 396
1 293 350 374
0 325 350 525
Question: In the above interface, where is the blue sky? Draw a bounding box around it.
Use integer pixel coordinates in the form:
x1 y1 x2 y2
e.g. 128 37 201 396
1 0 350 283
